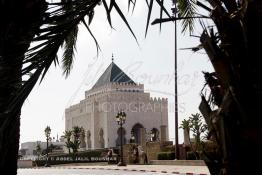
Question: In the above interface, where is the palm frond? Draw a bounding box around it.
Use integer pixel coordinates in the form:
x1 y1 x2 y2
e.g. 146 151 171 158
102 0 112 28
145 0 154 37
177 0 198 34
14 0 179 120
102 0 112 27
62 25 78 77
112 1 138 44
159 0 164 32
81 19 101 55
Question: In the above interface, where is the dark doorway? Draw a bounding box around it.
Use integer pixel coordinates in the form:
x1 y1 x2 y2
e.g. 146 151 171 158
132 123 144 145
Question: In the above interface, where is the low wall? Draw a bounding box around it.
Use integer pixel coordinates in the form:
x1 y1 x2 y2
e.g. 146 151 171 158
150 160 206 166
17 160 33 168
146 142 161 161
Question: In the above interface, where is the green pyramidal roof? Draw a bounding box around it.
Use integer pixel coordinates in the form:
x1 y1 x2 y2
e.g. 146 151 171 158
92 62 136 89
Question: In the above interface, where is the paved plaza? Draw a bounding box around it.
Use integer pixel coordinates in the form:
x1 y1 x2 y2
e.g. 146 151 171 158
18 164 210 175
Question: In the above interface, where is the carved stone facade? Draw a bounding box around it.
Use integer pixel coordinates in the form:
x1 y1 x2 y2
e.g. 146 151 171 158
65 61 168 149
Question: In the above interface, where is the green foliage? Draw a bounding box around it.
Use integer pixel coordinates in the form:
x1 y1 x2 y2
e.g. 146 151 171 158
160 145 175 152
157 152 176 160
177 0 197 34
186 151 197 160
189 113 208 150
64 130 72 153
63 126 85 154
180 118 190 132
36 141 42 158
71 126 83 154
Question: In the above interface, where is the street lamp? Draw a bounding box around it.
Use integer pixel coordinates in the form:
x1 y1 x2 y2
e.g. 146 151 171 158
115 110 126 166
44 126 51 167
172 0 180 160
147 1 180 159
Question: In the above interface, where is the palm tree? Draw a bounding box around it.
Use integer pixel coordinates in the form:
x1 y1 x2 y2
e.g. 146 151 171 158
180 119 190 146
64 130 72 154
152 1 262 174
0 0 47 173
189 113 207 151
36 141 42 159
0 0 149 173
71 126 82 154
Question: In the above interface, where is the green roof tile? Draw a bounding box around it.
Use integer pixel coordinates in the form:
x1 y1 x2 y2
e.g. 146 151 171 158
92 62 136 89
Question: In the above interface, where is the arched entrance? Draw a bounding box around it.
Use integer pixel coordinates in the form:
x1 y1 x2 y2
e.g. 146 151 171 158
99 128 105 148
132 123 144 145
86 130 91 149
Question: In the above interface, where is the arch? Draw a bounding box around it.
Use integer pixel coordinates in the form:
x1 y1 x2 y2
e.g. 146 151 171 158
80 129 86 148
132 123 144 145
86 130 92 149
99 128 105 148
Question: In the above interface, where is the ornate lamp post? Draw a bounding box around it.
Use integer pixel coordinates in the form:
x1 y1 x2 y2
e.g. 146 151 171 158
44 126 51 167
115 110 126 166
172 0 180 160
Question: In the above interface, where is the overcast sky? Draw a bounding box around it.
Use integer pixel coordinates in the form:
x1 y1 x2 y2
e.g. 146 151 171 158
20 1 213 145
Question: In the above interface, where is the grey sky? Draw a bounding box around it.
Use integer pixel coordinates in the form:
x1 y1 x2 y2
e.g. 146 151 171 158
20 1 213 144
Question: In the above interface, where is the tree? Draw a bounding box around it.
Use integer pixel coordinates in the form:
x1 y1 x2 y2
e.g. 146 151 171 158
71 126 82 154
179 119 191 146
169 0 262 174
180 115 208 160
44 126 51 166
189 113 208 157
0 0 47 173
36 141 42 159
64 130 72 154
0 0 144 172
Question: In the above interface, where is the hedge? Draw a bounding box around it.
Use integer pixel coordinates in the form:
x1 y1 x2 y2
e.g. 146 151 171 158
34 150 118 166
157 152 175 160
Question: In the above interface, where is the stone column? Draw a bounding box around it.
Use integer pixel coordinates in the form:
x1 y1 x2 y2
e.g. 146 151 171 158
160 125 167 142
91 101 99 148
183 129 190 146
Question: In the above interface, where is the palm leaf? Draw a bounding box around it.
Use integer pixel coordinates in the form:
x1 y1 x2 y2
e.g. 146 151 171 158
81 19 101 55
10 0 179 126
159 0 164 32
132 0 137 14
112 1 138 44
145 0 154 37
102 0 112 27
62 24 78 77
177 0 198 34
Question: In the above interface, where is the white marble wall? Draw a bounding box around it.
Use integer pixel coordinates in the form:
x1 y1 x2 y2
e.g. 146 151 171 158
65 82 168 149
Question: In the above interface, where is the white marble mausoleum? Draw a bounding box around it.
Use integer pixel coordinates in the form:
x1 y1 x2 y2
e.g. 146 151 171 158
65 60 169 149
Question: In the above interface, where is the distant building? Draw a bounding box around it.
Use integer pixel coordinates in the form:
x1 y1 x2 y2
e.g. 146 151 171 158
19 141 64 160
65 59 169 150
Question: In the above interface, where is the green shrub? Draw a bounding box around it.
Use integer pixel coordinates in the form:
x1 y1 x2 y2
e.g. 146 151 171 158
186 151 197 160
161 145 175 152
157 152 175 160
